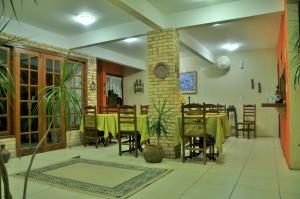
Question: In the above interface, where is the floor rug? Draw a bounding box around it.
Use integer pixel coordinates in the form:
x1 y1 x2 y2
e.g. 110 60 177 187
15 158 172 198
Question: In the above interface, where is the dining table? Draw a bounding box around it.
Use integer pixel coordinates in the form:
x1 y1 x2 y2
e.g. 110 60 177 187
174 113 230 153
80 113 150 144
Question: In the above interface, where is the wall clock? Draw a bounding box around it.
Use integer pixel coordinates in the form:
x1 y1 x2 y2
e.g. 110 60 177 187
153 62 169 79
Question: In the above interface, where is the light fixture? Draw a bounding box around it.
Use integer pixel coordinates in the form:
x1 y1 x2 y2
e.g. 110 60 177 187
123 38 138 43
221 43 240 51
212 23 221 27
74 13 96 26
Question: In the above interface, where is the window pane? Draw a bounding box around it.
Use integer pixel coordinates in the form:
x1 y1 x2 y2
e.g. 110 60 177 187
46 59 53 72
31 117 38 131
0 49 8 65
20 86 29 100
0 100 7 114
46 73 53 86
31 102 38 115
20 102 29 116
20 70 28 84
31 133 39 147
76 64 82 75
30 56 38 70
0 117 7 131
54 60 60 73
54 74 60 86
30 87 38 100
75 76 82 88
31 71 38 85
20 118 29 132
0 66 7 76
21 134 29 147
75 89 82 98
20 54 29 69
55 116 61 128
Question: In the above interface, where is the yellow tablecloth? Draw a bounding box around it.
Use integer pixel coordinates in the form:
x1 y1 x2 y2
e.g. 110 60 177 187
80 114 149 144
175 113 230 153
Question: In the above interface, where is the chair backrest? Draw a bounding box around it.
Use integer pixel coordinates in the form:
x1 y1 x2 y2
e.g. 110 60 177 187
181 103 206 137
205 103 219 114
100 106 118 114
83 105 97 129
243 104 256 123
218 104 226 113
140 105 149 115
117 105 137 132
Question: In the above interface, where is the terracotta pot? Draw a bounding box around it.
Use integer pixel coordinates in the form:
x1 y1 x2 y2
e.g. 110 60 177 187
0 145 10 164
143 144 164 163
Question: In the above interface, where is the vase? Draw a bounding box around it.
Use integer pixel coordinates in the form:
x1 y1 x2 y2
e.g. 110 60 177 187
0 145 10 164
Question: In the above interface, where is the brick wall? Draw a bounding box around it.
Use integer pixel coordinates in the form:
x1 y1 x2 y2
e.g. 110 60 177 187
147 29 181 159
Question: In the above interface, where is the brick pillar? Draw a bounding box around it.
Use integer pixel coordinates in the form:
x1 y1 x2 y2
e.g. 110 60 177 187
147 29 181 159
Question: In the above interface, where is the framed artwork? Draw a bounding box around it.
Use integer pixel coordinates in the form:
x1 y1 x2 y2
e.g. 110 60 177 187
180 71 197 94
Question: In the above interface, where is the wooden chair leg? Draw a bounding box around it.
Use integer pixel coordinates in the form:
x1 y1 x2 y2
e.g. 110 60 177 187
182 139 185 163
247 124 250 139
118 135 122 156
203 136 207 165
135 133 138 158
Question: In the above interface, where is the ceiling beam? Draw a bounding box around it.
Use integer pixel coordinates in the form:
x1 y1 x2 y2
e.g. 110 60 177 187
77 46 146 70
167 0 284 29
179 30 215 63
110 0 166 30
108 0 215 62
68 21 151 49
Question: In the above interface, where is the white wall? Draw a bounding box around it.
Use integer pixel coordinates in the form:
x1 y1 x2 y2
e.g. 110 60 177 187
123 48 279 137
180 48 279 137
123 67 149 113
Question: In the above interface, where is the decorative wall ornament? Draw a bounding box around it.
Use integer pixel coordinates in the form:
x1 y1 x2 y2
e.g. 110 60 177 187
153 62 169 79
251 79 255 89
134 79 144 93
180 71 197 94
258 82 262 93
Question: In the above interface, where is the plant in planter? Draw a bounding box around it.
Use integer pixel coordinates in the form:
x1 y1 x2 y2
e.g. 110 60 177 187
144 99 171 163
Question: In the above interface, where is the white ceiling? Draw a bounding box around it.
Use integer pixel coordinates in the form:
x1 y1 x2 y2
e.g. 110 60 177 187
99 13 281 60
6 0 135 36
148 0 238 13
184 13 282 54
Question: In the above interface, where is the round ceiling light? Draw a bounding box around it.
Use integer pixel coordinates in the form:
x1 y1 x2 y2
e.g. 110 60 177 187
74 14 96 26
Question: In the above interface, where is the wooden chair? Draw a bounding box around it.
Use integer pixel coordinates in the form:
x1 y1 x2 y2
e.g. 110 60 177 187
140 105 149 115
83 106 102 148
205 104 219 114
218 104 226 113
236 104 256 139
181 103 209 164
117 105 138 157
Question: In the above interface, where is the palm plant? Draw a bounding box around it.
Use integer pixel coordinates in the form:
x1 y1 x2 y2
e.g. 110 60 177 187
22 54 82 199
149 99 171 145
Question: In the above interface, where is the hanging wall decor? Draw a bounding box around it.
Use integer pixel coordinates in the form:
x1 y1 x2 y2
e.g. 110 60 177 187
258 82 262 93
134 79 144 93
90 74 96 91
251 79 254 89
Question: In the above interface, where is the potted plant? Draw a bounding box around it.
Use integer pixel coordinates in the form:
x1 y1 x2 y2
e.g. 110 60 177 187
144 99 171 163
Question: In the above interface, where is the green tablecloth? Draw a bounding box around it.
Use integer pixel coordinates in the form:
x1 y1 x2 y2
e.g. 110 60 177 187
175 113 230 153
80 114 149 144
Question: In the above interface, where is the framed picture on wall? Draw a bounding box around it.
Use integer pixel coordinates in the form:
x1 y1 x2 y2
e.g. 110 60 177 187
180 71 197 94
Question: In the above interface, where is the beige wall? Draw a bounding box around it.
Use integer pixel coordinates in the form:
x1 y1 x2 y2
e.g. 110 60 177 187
123 48 279 137
123 67 149 113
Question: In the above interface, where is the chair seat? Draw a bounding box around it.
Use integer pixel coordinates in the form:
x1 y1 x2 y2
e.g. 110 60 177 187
237 121 255 125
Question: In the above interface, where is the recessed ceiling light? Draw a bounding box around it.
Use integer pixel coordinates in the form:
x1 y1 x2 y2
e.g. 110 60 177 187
74 13 96 26
123 38 138 43
221 43 240 51
212 23 221 27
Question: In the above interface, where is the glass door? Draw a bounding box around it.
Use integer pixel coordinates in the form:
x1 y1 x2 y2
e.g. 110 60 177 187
15 49 41 156
43 55 65 151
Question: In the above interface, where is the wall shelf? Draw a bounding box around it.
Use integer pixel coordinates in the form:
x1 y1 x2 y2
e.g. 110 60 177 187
261 103 286 114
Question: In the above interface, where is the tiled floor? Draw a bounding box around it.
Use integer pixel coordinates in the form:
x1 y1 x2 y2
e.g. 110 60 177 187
5 137 300 199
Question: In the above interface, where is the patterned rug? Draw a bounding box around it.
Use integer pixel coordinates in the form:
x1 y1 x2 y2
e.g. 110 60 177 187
15 158 172 198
